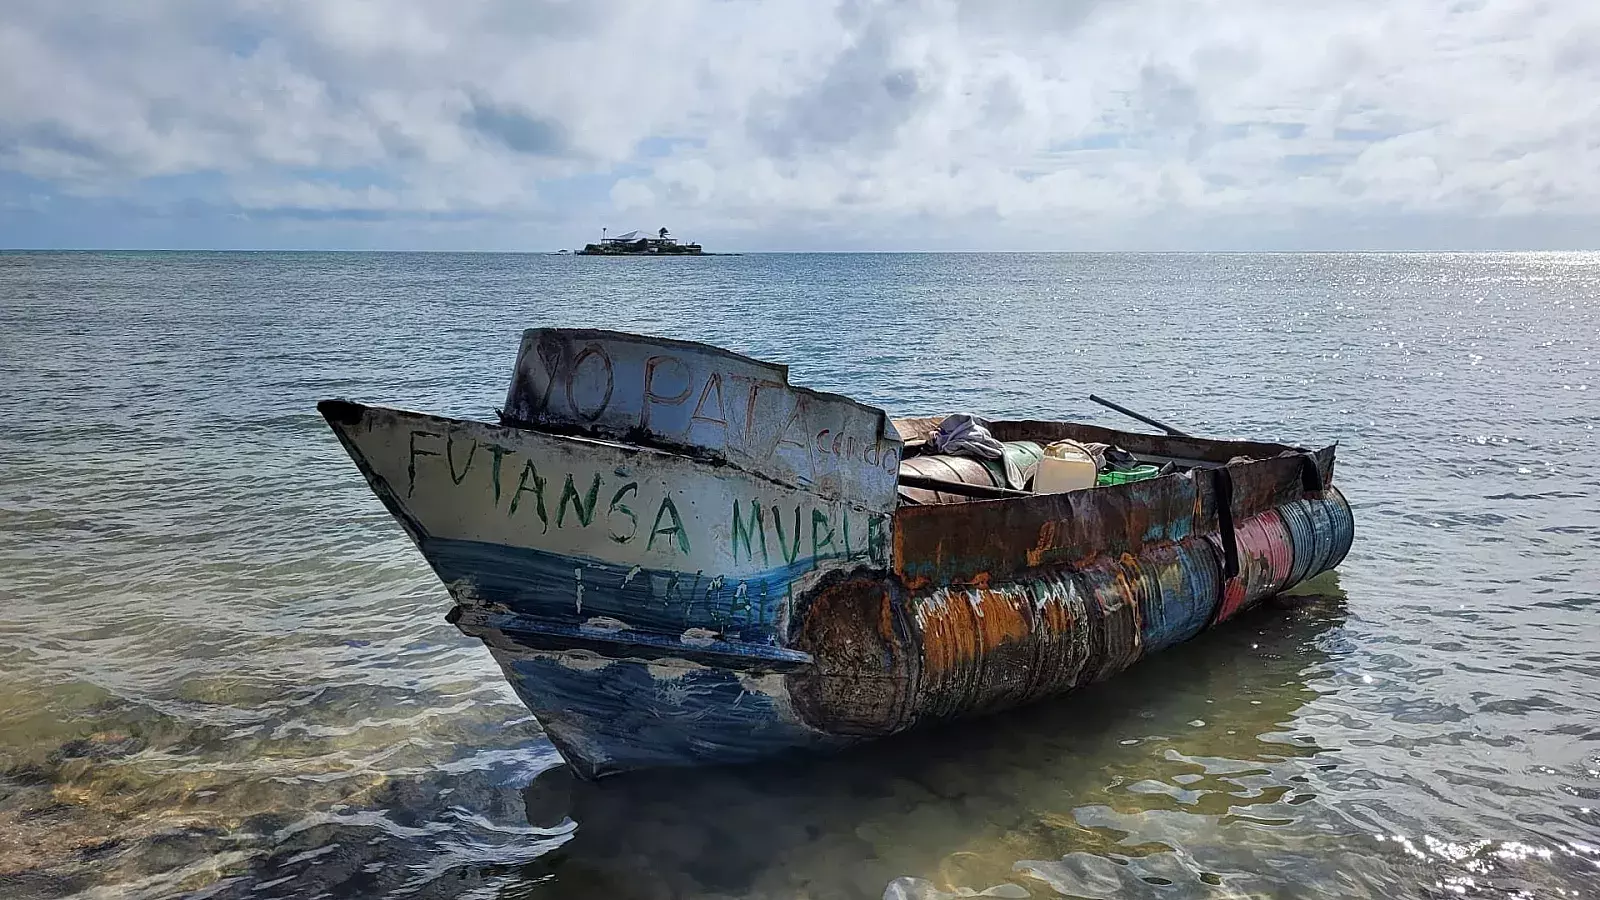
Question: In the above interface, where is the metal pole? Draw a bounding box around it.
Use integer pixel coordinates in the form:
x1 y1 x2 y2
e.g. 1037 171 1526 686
1088 394 1192 438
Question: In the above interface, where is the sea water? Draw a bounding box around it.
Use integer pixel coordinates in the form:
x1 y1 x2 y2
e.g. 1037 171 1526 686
1 251 1597 899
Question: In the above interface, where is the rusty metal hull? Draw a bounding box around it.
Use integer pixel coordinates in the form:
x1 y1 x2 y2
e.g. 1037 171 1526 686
318 329 1355 779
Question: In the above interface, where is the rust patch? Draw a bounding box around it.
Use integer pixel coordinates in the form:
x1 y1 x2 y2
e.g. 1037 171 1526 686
787 577 917 736
902 561 1153 724
894 470 1207 586
1076 557 1145 683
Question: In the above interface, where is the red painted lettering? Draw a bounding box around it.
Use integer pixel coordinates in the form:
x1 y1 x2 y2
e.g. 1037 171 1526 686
691 372 729 430
642 355 692 430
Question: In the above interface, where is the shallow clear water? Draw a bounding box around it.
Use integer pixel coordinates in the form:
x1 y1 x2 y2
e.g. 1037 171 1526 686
1 251 1597 899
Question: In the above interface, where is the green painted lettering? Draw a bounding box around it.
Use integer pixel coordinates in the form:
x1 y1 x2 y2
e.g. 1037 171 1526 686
731 500 768 565
771 504 803 565
608 482 639 543
647 495 691 555
509 459 549 532
557 472 602 528
483 444 512 506
407 431 442 496
811 508 837 559
446 436 478 485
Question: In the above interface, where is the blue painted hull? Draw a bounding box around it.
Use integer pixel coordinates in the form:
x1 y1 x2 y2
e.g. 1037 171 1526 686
479 641 847 779
425 535 814 652
434 539 842 778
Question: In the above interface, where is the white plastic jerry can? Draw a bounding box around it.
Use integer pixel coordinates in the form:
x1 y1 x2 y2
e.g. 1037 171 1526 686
1034 440 1098 493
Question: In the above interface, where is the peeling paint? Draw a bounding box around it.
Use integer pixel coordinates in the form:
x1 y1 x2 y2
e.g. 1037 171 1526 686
679 628 718 647
553 650 613 672
646 659 705 681
583 616 630 631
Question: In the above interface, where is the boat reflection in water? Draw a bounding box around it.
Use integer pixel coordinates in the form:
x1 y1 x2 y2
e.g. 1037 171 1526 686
517 583 1352 899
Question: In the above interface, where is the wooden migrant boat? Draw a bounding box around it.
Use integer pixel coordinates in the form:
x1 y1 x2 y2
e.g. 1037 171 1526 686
319 329 1354 779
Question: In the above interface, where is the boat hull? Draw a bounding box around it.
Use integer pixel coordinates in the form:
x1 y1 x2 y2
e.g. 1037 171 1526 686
462 618 847 779
469 487 1351 778
318 330 1354 779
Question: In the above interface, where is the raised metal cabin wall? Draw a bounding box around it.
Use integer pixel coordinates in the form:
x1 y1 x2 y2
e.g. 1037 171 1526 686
503 329 901 510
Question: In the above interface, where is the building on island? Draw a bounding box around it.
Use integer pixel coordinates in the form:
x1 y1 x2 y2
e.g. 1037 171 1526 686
577 227 704 255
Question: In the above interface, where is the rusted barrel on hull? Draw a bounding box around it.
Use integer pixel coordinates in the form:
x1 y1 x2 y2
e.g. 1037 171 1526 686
1320 485 1356 570
1278 500 1321 588
787 577 920 737
1278 485 1356 588
1020 571 1103 703
1138 537 1225 653
842 543 1212 727
909 569 1138 721
792 488 1347 739
909 581 1051 720
1212 487 1353 624
1074 557 1144 683
1213 509 1295 624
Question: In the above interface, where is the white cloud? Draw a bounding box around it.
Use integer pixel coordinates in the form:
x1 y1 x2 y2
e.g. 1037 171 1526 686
0 0 1596 248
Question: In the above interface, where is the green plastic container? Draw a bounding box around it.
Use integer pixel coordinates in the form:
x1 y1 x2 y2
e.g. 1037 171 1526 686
1097 464 1161 486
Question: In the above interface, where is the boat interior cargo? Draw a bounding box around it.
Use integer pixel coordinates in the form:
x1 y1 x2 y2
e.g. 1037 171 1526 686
891 414 1305 506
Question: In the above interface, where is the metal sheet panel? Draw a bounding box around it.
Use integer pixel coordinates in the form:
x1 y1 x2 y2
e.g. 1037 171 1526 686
892 469 1209 588
501 329 901 511
1226 453 1328 521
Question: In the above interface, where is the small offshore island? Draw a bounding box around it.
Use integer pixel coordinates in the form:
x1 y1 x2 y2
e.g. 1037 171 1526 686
576 227 705 255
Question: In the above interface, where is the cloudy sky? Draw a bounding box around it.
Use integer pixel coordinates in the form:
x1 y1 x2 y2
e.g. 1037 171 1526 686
0 0 1594 251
